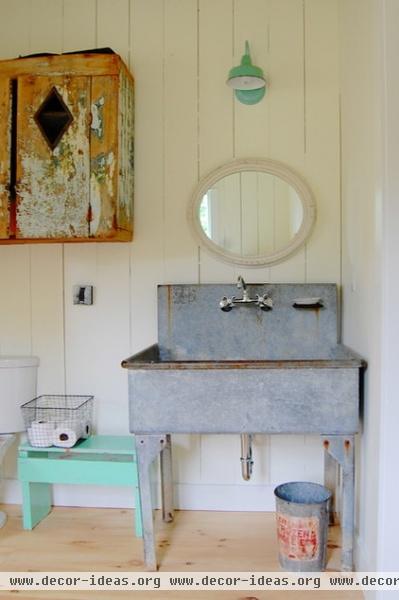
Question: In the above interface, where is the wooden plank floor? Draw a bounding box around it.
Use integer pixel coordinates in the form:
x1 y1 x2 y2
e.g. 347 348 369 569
0 504 362 599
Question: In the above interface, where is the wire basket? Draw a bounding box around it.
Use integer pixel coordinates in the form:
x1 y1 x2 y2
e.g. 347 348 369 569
21 395 93 448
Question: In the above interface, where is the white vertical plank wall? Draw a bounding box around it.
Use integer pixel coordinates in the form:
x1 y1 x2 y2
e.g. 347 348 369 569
62 0 97 52
198 0 236 285
301 0 340 478
163 0 199 284
129 0 165 353
0 0 341 510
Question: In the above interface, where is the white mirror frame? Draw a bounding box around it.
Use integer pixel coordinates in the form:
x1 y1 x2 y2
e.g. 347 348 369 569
188 158 317 267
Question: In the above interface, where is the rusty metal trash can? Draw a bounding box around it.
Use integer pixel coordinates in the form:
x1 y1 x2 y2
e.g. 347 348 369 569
274 481 332 571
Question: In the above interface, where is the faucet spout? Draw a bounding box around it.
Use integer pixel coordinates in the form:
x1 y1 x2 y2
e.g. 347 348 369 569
237 275 250 302
237 275 246 291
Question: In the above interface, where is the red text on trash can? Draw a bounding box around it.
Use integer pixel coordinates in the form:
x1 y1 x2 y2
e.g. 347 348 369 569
277 513 319 560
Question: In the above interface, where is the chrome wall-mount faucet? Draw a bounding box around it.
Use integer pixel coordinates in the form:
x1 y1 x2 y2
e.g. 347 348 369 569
219 276 273 312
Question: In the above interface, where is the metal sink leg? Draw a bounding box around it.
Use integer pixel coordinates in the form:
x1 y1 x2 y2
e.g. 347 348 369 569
160 434 174 523
135 434 167 570
324 447 338 525
322 435 355 572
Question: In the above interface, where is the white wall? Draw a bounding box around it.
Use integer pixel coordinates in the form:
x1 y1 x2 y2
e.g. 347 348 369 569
0 0 341 511
377 0 399 578
340 0 399 589
339 0 383 574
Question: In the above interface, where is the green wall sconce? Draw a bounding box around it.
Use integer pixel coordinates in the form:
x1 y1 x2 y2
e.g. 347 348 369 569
226 41 266 105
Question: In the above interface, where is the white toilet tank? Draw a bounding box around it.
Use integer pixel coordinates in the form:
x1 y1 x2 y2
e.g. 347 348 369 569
0 356 39 433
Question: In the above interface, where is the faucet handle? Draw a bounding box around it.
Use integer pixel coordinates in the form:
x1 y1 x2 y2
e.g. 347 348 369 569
219 296 234 312
256 294 273 311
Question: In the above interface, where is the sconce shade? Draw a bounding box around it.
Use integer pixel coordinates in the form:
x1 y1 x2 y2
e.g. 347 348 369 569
234 87 266 105
227 41 266 91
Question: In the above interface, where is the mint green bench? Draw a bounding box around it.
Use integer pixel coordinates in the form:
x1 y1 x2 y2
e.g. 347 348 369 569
18 435 142 537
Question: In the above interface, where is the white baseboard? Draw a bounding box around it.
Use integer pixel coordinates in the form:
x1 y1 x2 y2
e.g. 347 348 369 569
174 483 277 511
2 478 277 511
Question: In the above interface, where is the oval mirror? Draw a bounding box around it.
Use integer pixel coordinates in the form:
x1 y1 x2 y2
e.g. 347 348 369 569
188 159 316 266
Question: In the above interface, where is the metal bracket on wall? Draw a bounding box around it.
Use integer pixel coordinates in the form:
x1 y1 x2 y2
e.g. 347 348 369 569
73 285 93 305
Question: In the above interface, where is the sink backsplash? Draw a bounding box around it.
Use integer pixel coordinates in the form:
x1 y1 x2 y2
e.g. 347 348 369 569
158 284 340 361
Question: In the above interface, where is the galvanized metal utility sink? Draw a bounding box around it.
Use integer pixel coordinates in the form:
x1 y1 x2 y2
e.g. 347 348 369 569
122 283 366 572
123 283 364 435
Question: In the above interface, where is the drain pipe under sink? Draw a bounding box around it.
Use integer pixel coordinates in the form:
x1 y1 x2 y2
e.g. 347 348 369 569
240 433 254 480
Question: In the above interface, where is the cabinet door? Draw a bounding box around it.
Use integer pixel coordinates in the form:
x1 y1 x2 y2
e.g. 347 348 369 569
16 75 90 239
0 77 11 239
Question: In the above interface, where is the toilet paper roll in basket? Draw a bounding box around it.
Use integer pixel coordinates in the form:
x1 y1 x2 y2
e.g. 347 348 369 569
53 423 83 448
27 420 55 447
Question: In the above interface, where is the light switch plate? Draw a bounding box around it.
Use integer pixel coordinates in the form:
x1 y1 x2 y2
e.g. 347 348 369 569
73 285 93 305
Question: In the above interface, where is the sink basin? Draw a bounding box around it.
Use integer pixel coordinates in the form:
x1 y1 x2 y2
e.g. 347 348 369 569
123 342 363 434
122 284 365 435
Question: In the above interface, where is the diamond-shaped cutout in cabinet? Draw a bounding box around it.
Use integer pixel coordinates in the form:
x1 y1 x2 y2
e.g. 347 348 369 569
34 86 74 150
0 52 134 242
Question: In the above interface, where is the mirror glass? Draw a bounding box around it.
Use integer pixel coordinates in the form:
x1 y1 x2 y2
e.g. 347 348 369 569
189 159 316 267
198 171 303 257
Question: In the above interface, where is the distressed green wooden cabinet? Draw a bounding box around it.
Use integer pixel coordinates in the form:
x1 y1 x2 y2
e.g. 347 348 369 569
0 52 134 243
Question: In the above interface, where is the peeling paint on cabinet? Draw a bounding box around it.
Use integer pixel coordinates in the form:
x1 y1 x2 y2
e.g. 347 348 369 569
17 75 90 238
90 75 119 238
0 78 10 238
91 96 105 140
117 68 134 232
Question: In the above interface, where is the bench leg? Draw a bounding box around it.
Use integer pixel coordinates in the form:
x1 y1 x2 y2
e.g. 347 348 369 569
21 481 52 530
135 435 166 571
160 434 174 523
